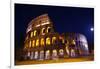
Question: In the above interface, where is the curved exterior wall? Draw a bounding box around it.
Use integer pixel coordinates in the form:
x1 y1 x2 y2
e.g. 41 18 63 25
23 14 89 60
75 34 89 55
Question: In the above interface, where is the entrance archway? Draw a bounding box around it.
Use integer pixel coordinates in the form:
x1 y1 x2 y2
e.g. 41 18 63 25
71 49 76 57
39 50 44 60
52 49 58 60
59 49 64 58
34 51 38 59
30 52 34 60
45 50 50 59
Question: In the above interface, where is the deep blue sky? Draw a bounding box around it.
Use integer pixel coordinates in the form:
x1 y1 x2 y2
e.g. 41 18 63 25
15 3 94 50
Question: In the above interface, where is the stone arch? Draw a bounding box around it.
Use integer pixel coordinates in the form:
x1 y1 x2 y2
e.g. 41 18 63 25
46 37 51 45
30 31 33 38
30 51 34 60
34 30 37 36
52 36 56 44
32 40 35 47
70 49 76 57
41 28 45 35
47 27 51 33
36 39 39 46
45 50 50 59
52 49 58 60
40 38 45 46
59 49 64 58
39 50 44 60
34 51 38 59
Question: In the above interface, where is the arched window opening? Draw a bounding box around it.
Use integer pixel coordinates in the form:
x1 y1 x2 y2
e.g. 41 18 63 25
30 31 33 38
59 49 64 56
36 39 39 46
32 40 35 47
52 37 56 44
46 37 51 45
47 27 51 33
42 28 45 35
41 38 44 46
34 30 37 36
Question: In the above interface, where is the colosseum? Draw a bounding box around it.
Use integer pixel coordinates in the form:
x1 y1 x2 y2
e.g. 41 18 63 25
23 14 89 60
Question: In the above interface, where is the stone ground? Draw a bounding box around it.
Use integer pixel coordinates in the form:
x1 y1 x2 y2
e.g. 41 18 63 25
15 55 94 65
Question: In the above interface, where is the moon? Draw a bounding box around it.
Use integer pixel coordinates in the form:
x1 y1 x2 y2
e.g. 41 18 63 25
90 27 94 31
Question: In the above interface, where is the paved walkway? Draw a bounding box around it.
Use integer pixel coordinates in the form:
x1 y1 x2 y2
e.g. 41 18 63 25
15 55 94 65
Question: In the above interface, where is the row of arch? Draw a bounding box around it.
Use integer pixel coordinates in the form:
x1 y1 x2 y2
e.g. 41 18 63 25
30 27 52 37
25 48 76 60
26 37 57 48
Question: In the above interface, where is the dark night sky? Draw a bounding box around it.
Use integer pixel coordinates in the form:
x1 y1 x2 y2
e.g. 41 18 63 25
15 3 94 51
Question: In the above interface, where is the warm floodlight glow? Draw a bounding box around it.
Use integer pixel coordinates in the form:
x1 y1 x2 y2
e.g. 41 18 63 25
35 22 50 27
